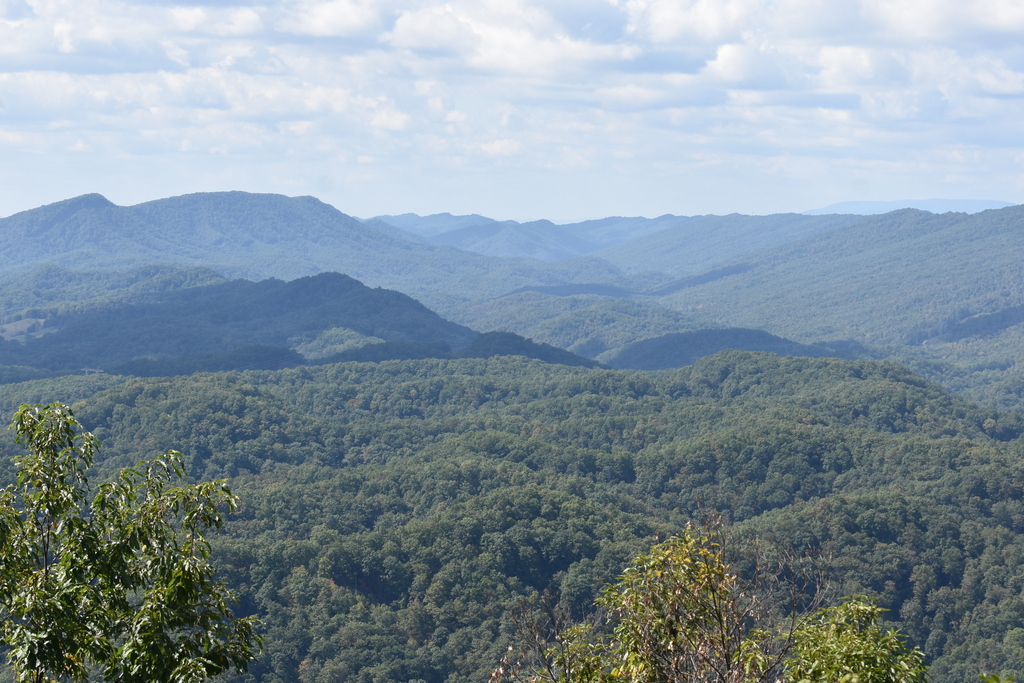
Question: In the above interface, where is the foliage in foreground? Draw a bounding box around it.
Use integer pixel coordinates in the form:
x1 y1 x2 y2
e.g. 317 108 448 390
786 598 926 683
497 525 926 683
0 403 259 683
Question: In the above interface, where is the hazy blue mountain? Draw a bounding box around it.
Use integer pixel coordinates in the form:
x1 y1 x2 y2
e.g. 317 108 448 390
371 213 690 261
429 220 596 261
430 203 1024 410
12 192 1024 408
592 213 863 277
644 264 754 296
804 199 1015 215
0 192 420 279
357 217 431 243
0 264 227 322
0 270 606 379
456 330 599 367
505 283 636 297
0 193 624 313
372 212 500 237
558 214 691 247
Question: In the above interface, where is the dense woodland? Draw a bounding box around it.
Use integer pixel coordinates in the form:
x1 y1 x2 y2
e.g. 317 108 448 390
0 353 1023 681
3 193 1024 681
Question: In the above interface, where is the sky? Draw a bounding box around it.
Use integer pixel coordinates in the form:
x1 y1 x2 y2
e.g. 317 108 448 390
1 0 1023 222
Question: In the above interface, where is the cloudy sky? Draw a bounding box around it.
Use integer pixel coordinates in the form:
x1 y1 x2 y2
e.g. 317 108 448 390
1 0 1023 221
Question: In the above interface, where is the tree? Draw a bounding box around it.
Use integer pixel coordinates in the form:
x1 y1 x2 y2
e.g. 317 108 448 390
494 520 820 683
595 528 782 683
0 403 260 683
495 521 926 683
786 597 926 683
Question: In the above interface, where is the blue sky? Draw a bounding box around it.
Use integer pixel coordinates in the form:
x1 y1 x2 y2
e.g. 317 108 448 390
1 0 1023 221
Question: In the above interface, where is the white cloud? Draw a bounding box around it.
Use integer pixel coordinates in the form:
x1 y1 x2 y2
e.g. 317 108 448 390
278 0 384 37
481 138 521 156
624 0 763 44
172 7 207 32
702 43 791 88
388 4 480 53
594 83 666 108
216 8 264 36
52 20 74 52
0 0 1023 220
368 100 411 130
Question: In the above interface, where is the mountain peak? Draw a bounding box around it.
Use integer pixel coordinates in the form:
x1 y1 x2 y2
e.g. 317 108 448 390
15 193 115 217
61 193 115 209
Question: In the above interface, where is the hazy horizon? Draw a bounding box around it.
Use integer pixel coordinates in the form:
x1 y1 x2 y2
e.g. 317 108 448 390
2 1 1023 222
3 190 1017 225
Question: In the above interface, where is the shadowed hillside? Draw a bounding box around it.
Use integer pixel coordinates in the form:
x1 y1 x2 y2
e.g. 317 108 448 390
0 272 477 372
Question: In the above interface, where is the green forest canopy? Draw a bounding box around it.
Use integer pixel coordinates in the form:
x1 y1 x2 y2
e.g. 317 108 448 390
0 352 1023 682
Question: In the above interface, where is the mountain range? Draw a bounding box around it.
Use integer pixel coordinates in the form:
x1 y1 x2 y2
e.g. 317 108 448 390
6 192 1024 410
0 192 620 313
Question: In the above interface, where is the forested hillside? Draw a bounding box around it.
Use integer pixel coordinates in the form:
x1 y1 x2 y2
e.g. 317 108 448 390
0 272 476 372
445 296 700 359
0 264 227 321
602 328 865 370
1 353 1023 682
0 271 605 379
652 207 1024 344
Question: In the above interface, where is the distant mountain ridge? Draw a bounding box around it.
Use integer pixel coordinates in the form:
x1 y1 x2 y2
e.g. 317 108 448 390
804 199 1015 215
369 212 687 261
0 192 625 312
371 212 502 237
